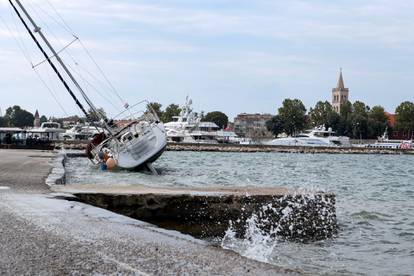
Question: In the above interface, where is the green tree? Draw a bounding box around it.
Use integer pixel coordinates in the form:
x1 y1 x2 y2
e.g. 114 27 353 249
88 107 107 121
202 111 229 129
309 101 334 127
278 99 307 136
395 101 414 135
353 101 369 117
367 106 388 138
326 112 344 133
340 101 353 119
266 115 284 137
146 102 163 120
39 115 48 124
351 114 368 139
161 104 181 123
369 106 387 123
5 105 34 127
0 116 8 127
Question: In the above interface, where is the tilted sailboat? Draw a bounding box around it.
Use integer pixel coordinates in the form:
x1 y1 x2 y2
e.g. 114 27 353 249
9 0 167 171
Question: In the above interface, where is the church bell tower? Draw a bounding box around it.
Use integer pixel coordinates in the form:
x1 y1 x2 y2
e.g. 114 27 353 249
332 69 349 113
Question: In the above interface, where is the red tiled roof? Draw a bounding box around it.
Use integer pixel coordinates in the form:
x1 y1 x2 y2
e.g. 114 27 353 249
384 112 396 127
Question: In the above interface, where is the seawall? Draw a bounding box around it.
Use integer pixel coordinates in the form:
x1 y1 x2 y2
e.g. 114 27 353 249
54 141 414 154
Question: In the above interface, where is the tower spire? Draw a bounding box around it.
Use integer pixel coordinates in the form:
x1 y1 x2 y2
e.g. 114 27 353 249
337 68 345 89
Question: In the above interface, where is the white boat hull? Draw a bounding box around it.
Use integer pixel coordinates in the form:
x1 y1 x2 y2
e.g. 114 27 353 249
115 123 167 169
91 122 167 170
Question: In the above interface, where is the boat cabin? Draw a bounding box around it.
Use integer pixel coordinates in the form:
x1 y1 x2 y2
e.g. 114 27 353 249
0 127 25 145
28 121 65 141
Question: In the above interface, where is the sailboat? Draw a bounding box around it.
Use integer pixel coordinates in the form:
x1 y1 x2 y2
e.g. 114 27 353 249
8 0 167 171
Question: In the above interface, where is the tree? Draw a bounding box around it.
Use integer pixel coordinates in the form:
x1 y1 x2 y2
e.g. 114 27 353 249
146 102 163 120
161 104 181 123
369 106 387 123
340 101 353 119
39 115 48 124
367 106 388 138
5 105 34 127
326 112 343 133
351 114 368 139
395 101 414 135
202 111 229 129
278 99 307 136
266 115 284 137
0 116 8 127
309 101 333 127
88 107 107 121
353 101 369 117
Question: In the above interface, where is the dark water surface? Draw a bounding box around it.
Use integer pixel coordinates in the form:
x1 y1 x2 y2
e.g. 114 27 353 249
66 152 414 275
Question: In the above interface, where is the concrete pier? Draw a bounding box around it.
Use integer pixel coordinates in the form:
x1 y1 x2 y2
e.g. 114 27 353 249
54 185 337 241
0 149 300 275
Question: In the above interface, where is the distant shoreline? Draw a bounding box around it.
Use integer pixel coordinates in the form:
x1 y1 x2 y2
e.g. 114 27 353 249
2 141 413 154
57 141 414 155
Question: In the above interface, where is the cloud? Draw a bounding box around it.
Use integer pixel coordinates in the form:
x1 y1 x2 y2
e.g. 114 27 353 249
1 0 413 118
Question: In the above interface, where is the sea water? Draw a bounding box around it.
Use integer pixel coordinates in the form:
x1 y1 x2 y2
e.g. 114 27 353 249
66 152 414 275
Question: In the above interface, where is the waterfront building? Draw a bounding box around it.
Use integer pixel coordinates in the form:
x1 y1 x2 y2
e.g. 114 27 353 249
332 69 349 113
384 112 414 140
233 113 273 138
33 110 40 128
61 116 81 128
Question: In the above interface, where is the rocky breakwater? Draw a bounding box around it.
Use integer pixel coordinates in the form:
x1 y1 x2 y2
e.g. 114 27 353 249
66 186 337 242
55 141 414 154
167 142 414 154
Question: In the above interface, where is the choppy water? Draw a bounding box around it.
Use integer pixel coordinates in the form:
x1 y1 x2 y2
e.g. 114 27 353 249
66 152 414 275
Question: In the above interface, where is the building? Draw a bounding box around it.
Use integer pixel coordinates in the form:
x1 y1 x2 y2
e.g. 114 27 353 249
384 112 414 140
332 69 349 113
234 113 273 138
33 110 40 128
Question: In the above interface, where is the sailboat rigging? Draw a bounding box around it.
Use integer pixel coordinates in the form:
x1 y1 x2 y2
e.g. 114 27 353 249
8 0 167 171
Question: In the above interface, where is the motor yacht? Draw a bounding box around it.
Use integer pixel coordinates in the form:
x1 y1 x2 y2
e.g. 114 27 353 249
164 97 220 144
266 127 351 147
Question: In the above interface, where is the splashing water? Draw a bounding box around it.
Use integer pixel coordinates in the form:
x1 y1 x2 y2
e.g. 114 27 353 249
222 214 278 263
66 151 414 275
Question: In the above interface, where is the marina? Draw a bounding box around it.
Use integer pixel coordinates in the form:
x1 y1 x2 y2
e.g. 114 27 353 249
1 0 413 275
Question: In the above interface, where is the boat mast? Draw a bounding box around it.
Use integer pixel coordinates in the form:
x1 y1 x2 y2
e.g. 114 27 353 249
9 0 113 135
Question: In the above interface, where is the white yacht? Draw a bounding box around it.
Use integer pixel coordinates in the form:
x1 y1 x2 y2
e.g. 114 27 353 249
164 97 220 144
28 122 65 141
266 127 351 147
10 1 167 171
60 124 105 141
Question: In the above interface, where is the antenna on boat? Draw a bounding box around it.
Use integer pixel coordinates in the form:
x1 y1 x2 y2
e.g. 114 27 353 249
8 0 113 136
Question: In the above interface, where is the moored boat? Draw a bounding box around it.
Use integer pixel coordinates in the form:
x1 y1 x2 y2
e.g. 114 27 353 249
9 0 167 170
265 127 351 147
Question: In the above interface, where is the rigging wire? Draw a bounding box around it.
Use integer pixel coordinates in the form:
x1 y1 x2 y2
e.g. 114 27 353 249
4 1 84 118
44 0 128 108
32 36 78 68
1 3 77 118
33 69 69 116
6 3 32 63
28 0 122 114
10 0 99 126
8 1 137 121
30 0 73 35
65 62 120 111
44 0 76 35
78 39 126 107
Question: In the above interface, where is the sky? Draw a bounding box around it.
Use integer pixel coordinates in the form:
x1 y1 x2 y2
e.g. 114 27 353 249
0 0 413 120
